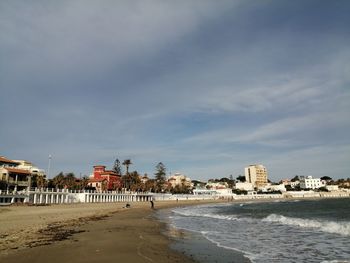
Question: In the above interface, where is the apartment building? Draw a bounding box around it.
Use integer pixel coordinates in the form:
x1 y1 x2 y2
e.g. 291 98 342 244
244 164 268 188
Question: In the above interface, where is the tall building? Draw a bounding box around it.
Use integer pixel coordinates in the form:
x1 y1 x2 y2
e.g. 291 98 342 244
244 164 268 188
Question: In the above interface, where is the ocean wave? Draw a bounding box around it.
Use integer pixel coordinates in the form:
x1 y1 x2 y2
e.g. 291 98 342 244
262 214 350 236
201 233 257 263
321 260 350 263
172 209 239 221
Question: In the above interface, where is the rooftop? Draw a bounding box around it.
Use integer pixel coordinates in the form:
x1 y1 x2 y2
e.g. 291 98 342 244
0 156 19 165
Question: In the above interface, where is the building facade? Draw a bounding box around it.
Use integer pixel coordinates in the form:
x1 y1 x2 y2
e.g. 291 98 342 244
244 164 268 188
0 156 45 192
88 165 122 192
299 176 325 189
14 160 46 178
168 173 192 188
235 182 254 191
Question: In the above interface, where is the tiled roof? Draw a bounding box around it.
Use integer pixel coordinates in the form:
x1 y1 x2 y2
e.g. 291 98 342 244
88 178 107 182
100 171 120 176
0 156 19 164
3 167 31 174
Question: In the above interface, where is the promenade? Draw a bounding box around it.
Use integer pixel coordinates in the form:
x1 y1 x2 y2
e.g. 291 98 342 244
1 188 349 206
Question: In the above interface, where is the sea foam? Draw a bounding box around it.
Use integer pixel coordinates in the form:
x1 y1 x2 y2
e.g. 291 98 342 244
262 214 350 236
172 209 239 221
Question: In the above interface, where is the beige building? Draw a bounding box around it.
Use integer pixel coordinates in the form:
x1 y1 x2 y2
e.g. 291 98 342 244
1 156 46 192
0 156 31 191
14 160 46 178
168 173 192 188
244 164 268 188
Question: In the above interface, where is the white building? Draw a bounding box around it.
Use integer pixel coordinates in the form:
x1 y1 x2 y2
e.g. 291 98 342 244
290 180 300 188
206 181 228 190
300 176 325 189
245 164 268 188
325 185 339 191
206 182 233 195
235 182 254 191
193 187 232 196
193 188 217 195
267 183 287 192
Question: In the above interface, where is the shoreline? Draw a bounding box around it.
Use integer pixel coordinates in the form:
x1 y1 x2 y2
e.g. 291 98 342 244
0 200 223 263
0 197 349 262
158 205 252 263
160 197 350 263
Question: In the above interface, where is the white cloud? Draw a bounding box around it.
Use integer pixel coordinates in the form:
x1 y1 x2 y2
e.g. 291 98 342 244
1 1 349 181
0 0 230 83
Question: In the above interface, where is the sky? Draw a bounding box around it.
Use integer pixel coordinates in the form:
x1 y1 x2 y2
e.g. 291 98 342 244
1 0 349 181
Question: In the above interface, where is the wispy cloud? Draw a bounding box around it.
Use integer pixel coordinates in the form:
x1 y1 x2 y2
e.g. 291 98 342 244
1 0 349 181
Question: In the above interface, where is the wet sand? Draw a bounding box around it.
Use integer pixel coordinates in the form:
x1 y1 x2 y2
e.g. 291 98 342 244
0 200 223 263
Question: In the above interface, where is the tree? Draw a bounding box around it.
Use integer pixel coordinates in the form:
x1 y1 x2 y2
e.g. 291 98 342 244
129 171 141 191
113 158 122 175
36 175 46 188
51 172 77 189
219 177 235 188
145 179 156 192
154 162 166 192
192 180 206 188
180 178 191 193
320 176 332 181
122 159 132 175
52 172 65 188
291 175 300 182
79 176 89 190
65 173 76 189
318 186 329 192
121 174 129 189
236 175 246 182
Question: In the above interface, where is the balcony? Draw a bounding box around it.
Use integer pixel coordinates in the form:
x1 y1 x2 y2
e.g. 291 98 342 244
7 179 29 187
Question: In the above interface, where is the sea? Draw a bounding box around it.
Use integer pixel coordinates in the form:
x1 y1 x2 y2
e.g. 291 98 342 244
160 198 350 263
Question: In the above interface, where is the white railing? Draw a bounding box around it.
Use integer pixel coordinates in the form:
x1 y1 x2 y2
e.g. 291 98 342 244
1 189 349 205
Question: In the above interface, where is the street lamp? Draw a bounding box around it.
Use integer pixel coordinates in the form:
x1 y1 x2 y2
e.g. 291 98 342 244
47 154 52 179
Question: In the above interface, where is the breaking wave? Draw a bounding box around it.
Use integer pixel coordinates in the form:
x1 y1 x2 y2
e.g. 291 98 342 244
262 214 350 236
172 209 239 221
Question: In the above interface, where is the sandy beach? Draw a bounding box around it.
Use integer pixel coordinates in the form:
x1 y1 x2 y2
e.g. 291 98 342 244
0 200 223 263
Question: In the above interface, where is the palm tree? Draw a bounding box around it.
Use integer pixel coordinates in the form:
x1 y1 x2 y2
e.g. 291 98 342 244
36 175 46 189
80 176 89 190
65 173 76 189
122 159 132 190
52 173 65 189
129 171 141 191
122 159 132 175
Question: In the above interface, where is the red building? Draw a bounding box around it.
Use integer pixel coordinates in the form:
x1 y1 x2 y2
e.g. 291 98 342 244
88 165 122 192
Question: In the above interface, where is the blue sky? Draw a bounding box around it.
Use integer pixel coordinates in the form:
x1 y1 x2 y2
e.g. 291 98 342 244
1 0 349 181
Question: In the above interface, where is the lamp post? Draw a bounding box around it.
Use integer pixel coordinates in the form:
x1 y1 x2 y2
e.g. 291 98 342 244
47 154 52 179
